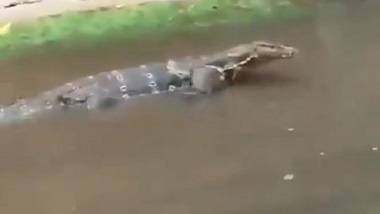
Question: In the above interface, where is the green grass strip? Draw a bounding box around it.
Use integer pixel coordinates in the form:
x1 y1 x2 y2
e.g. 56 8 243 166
0 0 312 59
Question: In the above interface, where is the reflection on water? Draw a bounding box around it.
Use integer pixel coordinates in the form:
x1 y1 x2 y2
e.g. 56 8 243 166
0 1 380 214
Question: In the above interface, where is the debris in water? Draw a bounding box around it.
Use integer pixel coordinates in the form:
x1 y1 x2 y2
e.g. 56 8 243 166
372 147 378 151
283 173 295 181
319 152 325 156
287 127 295 132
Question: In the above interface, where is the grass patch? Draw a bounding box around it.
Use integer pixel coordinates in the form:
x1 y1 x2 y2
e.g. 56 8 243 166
0 0 312 59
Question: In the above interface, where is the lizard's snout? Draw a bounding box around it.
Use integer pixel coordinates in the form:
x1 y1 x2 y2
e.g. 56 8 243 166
281 46 298 58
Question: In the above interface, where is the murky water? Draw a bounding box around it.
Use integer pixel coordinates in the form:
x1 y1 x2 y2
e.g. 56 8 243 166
0 1 380 214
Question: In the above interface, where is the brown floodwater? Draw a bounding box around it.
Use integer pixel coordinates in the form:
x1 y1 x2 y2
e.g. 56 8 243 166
0 1 380 214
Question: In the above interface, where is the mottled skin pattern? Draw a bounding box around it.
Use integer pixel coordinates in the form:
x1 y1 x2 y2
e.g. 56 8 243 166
0 41 297 125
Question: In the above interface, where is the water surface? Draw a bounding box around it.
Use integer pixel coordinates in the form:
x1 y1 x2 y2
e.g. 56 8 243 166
0 1 379 213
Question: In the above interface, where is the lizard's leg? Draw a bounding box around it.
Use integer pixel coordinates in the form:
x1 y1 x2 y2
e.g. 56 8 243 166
191 67 228 94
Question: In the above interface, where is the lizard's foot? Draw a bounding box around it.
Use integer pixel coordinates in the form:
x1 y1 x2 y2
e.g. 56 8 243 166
166 59 192 79
56 94 88 107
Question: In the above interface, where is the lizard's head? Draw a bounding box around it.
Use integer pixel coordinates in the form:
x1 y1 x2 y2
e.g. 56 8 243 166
251 41 298 61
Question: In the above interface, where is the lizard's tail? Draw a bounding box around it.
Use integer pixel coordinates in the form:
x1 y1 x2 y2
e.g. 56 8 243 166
0 97 54 126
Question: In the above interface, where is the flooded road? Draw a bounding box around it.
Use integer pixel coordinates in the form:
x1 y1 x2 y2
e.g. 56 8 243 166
0 1 380 213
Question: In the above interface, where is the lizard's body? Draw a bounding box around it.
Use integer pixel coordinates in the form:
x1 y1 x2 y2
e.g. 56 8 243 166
0 41 297 125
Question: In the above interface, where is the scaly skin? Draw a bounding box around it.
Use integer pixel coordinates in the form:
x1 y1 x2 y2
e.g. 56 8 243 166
0 41 297 125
